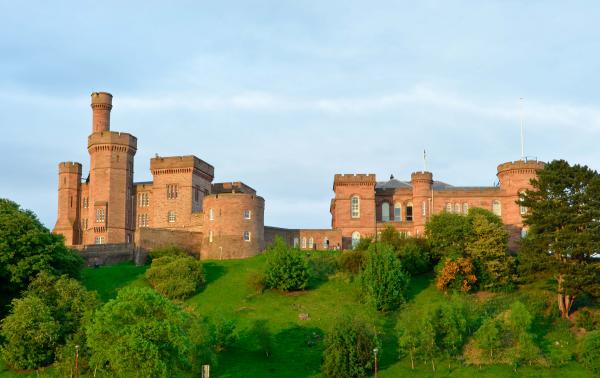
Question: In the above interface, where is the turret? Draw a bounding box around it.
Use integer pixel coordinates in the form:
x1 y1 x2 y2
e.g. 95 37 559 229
54 162 82 245
91 92 112 133
410 171 433 234
497 160 545 191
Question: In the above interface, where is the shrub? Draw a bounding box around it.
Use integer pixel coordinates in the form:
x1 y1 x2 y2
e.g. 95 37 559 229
307 253 338 280
338 250 365 274
247 271 267 294
353 237 373 251
359 244 410 311
264 237 309 291
397 241 431 275
207 318 238 353
435 257 477 293
576 309 597 331
145 255 205 300
148 245 188 261
322 316 376 378
578 331 600 374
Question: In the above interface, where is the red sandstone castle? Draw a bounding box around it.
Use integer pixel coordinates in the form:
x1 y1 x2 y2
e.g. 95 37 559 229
54 92 543 258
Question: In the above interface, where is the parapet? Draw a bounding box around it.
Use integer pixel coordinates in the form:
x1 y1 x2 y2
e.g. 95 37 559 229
497 160 545 175
212 181 256 195
87 131 137 151
333 174 376 188
58 161 82 174
150 155 215 180
91 92 113 109
410 171 433 183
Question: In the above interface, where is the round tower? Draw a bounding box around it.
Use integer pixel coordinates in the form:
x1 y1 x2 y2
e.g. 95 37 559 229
54 162 82 245
410 171 433 234
91 92 112 133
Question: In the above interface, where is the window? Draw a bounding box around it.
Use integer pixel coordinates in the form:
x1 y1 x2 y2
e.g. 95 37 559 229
462 203 469 214
308 237 314 249
138 192 149 207
394 203 402 221
244 210 252 219
209 208 214 221
446 202 452 212
381 202 390 222
194 186 200 202
521 228 528 238
351 231 361 248
82 219 88 229
94 236 105 245
243 231 251 241
138 214 149 227
406 202 413 221
293 237 299 248
95 208 105 223
209 231 213 243
422 201 427 216
301 237 307 249
351 196 360 218
454 203 460 214
322 237 329 249
168 211 176 223
492 200 502 216
166 184 178 199
519 191 527 215
82 197 88 208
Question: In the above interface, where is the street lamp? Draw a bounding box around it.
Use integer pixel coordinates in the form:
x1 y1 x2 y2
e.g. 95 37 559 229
75 345 80 378
373 347 379 378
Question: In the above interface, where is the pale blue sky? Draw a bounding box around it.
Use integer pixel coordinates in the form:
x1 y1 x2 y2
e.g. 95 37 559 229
1 1 599 229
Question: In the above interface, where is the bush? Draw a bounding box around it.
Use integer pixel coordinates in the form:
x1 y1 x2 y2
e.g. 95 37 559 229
578 331 600 374
307 253 338 280
148 245 188 261
359 244 410 311
207 318 238 353
264 237 309 291
247 271 267 294
435 257 477 293
145 255 205 300
576 309 597 331
397 241 431 275
338 250 365 274
322 316 376 378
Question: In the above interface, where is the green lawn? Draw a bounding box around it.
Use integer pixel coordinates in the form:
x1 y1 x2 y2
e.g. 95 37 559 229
1 255 595 377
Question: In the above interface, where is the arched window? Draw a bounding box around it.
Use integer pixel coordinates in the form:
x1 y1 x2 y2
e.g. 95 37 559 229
454 203 460 213
308 237 314 249
301 237 307 249
351 231 361 248
394 203 402 221
446 203 452 212
322 237 329 249
519 191 527 215
293 237 299 248
422 201 427 216
351 196 360 218
381 202 390 222
462 203 469 214
492 200 502 216
406 201 413 221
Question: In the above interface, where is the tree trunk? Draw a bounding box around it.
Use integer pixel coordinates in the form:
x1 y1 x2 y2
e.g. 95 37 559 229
410 350 414 369
431 359 435 372
556 274 575 319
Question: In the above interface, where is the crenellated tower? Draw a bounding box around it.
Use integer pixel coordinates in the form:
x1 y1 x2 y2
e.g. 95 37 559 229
410 171 433 235
86 92 137 245
54 162 82 245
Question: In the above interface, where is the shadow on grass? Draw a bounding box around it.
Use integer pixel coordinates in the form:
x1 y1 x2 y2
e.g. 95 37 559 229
203 262 227 285
82 262 148 302
405 273 434 302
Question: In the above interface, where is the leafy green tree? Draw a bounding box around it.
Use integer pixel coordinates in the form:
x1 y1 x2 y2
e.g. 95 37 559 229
397 323 420 369
577 330 600 374
474 317 501 359
86 287 191 377
145 255 205 300
378 226 432 274
322 316 376 378
508 301 532 335
264 236 309 291
0 199 83 312
425 212 470 258
0 296 60 370
359 243 410 311
519 160 600 318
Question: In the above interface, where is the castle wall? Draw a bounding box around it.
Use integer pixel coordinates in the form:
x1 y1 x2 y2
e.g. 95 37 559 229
264 227 342 250
134 227 203 257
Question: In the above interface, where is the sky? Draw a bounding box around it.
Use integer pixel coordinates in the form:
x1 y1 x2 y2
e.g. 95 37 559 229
1 1 600 229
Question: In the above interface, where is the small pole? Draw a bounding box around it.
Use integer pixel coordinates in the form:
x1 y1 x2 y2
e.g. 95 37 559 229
373 348 379 378
75 345 80 378
519 97 525 160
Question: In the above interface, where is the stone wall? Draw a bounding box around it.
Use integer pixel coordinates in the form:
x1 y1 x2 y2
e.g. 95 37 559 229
75 243 146 267
134 227 203 257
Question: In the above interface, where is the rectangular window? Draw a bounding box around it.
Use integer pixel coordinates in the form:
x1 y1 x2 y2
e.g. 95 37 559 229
95 208 105 223
351 196 360 218
194 186 200 202
422 201 427 216
138 214 149 227
243 231 251 241
244 210 252 219
209 208 214 221
209 230 213 243
166 184 178 200
138 192 150 207
168 211 176 223
82 197 88 208
94 236 105 245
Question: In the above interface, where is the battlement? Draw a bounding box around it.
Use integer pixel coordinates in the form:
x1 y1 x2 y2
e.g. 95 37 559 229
411 171 433 182
333 174 376 187
58 161 82 173
150 155 214 179
91 92 113 109
212 181 256 195
88 131 137 152
497 160 545 175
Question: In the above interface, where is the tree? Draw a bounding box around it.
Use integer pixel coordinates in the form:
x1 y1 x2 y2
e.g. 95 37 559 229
520 160 600 318
474 317 501 359
359 243 410 311
435 257 477 293
322 316 376 378
577 331 600 374
264 236 309 291
145 255 205 300
86 287 191 377
425 212 470 259
0 199 83 313
0 296 60 370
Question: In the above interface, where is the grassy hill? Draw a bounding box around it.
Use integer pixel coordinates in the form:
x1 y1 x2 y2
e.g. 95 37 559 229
2 254 595 377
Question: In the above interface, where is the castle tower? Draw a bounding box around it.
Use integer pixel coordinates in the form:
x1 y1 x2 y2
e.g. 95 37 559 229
410 171 433 235
54 162 82 245
86 92 137 245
